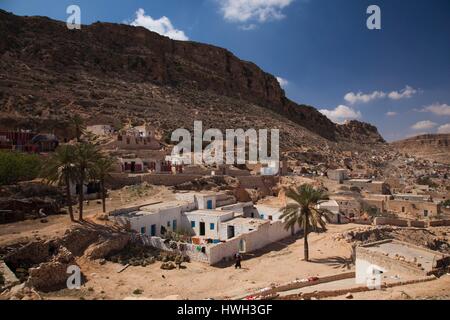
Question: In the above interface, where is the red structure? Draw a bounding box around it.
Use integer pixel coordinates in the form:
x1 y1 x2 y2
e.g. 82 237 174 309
0 131 58 153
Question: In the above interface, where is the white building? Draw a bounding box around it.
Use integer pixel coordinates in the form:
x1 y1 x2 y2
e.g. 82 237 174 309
184 210 235 240
255 204 285 221
110 192 303 265
117 201 196 237
317 199 345 224
86 125 114 136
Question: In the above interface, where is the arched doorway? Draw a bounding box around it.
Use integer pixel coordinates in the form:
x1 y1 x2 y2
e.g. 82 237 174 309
239 239 246 253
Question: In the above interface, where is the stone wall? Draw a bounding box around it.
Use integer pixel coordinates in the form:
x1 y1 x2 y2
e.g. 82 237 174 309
429 219 450 227
387 199 439 218
373 217 409 227
107 173 204 189
374 217 449 228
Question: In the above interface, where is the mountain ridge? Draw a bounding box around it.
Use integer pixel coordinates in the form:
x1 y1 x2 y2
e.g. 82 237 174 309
0 9 385 148
391 134 450 164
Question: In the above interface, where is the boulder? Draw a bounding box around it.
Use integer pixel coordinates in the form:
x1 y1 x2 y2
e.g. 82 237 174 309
83 233 131 260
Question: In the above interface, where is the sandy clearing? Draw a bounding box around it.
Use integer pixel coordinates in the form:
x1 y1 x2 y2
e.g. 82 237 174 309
41 224 360 300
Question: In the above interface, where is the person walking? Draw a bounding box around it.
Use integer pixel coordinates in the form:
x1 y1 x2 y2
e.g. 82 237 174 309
235 252 242 269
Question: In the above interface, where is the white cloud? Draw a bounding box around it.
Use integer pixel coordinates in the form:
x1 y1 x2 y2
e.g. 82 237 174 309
438 124 450 134
130 8 189 41
388 85 417 100
276 76 288 88
344 91 386 104
411 120 437 131
219 0 294 23
344 86 418 104
421 103 450 116
319 105 362 124
386 111 397 117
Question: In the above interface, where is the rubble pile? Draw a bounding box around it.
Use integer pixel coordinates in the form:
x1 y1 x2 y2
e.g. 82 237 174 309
107 242 190 268
0 183 66 224
1 224 130 295
173 176 239 192
335 226 450 254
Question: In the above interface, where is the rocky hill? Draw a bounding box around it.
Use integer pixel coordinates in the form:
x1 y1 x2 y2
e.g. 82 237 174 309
0 10 385 157
391 134 450 164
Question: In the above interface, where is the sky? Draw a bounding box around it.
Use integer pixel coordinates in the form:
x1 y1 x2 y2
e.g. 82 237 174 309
1 0 450 141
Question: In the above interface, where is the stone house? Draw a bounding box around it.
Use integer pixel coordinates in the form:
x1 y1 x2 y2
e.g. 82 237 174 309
387 198 440 218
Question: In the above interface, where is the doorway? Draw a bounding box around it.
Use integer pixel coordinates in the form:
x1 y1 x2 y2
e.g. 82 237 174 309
227 225 235 239
199 222 206 236
131 161 136 173
239 239 246 253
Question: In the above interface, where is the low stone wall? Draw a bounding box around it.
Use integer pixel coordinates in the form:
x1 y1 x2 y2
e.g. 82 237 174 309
374 217 450 228
107 173 204 189
280 275 437 300
373 217 409 227
429 219 450 227
410 220 426 228
240 272 355 299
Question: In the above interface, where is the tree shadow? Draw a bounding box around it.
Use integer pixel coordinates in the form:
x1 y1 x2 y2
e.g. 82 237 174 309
309 256 354 270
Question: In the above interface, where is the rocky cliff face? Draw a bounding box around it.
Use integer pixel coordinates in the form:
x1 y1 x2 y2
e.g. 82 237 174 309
0 9 384 146
391 134 450 164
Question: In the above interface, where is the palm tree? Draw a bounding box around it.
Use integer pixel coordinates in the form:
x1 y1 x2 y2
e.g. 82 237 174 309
280 184 329 261
74 142 99 220
93 155 115 213
42 145 78 222
70 115 86 142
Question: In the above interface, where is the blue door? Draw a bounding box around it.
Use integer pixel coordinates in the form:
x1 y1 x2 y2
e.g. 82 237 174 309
207 200 213 209
150 224 156 236
173 219 177 231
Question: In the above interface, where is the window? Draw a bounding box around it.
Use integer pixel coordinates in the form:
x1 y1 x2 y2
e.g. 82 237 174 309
150 224 156 236
173 219 177 231
167 221 171 227
260 214 265 219
191 221 196 228
140 227 146 234
402 207 405 213
268 215 273 221
210 223 215 230
424 210 428 217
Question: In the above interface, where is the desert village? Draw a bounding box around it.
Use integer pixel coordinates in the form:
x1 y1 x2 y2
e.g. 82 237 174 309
0 120 450 301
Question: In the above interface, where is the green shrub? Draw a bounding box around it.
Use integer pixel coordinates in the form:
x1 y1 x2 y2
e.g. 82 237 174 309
0 151 42 185
133 289 143 295
441 200 450 207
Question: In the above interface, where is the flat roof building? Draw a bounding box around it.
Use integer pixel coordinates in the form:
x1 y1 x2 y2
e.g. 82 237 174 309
356 239 449 285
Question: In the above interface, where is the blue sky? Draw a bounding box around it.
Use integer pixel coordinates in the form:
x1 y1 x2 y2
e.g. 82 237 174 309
1 0 450 141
